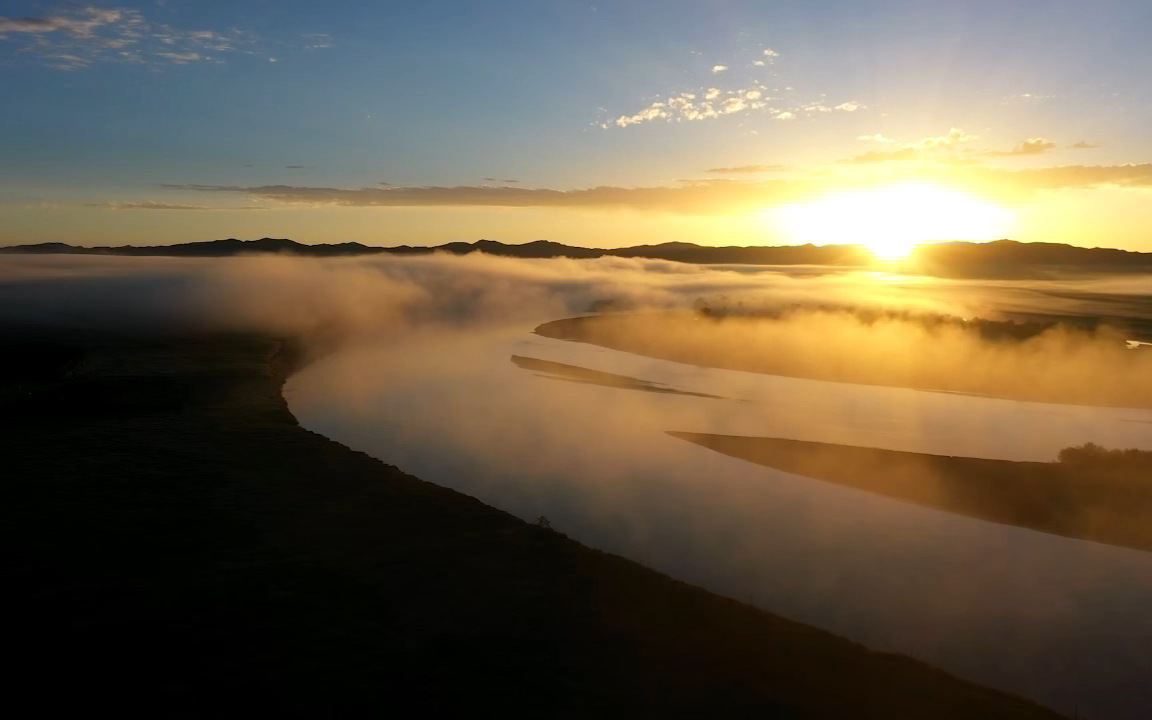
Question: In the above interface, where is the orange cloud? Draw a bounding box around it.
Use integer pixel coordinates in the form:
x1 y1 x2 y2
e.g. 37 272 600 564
85 201 266 211
981 138 1057 157
706 165 788 174
162 182 798 213
841 129 979 164
840 148 922 164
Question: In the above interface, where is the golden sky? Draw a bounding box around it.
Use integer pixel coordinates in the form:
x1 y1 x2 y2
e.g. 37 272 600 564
2 2 1150 251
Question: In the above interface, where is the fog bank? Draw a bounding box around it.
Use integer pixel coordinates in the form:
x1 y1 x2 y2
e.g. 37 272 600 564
4 251 1151 717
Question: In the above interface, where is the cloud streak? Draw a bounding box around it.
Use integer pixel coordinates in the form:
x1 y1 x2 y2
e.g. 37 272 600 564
0 6 257 70
705 165 787 174
602 49 860 129
607 89 860 128
0 8 122 36
162 182 796 213
975 164 1152 193
842 130 1069 165
85 201 267 211
160 163 1152 214
841 128 981 164
981 138 1057 157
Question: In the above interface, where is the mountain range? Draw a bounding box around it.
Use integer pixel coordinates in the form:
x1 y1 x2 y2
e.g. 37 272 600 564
5 238 1152 276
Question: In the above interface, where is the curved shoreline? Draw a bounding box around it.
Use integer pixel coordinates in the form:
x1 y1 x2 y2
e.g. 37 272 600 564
668 432 1152 553
2 331 1066 717
535 312 1152 411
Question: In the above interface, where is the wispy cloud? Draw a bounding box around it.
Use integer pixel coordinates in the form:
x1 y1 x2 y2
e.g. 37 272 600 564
0 8 122 36
916 128 979 150
603 49 861 129
1004 92 1057 104
842 131 1076 165
607 90 859 128
975 164 1152 193
706 165 787 174
676 178 768 186
162 182 796 213
301 32 333 50
0 6 257 70
160 184 245 191
857 133 898 145
155 52 201 64
840 148 922 164
85 201 266 211
484 178 520 184
841 128 988 164
162 164 1152 213
980 138 1057 157
1070 141 1102 149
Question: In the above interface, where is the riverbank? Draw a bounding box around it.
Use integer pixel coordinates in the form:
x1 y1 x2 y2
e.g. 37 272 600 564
536 311 1152 410
669 433 1152 553
2 330 1063 718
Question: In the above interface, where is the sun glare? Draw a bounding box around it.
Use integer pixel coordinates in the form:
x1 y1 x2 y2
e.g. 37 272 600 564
772 185 1014 261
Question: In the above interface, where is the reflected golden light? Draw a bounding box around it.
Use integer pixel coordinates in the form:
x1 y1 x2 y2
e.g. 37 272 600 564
771 185 1015 260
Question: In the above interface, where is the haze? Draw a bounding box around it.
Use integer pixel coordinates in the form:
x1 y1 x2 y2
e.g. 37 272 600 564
4 2 1152 718
3 252 1152 717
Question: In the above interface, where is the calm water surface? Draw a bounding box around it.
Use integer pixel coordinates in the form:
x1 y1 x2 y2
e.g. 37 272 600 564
287 321 1152 719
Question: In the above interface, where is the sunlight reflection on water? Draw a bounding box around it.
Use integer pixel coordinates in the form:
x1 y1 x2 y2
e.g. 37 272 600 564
288 323 1152 720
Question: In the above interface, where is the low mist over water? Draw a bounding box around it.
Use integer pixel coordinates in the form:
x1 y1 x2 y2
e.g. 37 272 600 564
3 252 1151 717
287 323 1152 720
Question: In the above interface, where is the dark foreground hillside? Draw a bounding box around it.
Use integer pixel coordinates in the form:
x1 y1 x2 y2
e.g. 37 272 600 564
1 332 1063 718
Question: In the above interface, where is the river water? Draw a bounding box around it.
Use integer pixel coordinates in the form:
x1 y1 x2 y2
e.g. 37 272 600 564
286 319 1152 719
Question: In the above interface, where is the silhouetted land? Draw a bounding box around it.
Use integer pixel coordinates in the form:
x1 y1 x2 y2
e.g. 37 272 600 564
512 354 725 398
0 331 1066 718
669 434 1152 554
5 237 1152 277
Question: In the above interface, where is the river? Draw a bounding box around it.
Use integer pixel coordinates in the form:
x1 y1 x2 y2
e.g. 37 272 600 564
286 318 1152 719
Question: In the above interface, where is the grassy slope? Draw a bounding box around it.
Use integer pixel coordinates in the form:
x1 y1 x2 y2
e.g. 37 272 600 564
1 333 1063 718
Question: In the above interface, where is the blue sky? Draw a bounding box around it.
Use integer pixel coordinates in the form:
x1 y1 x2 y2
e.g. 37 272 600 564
2 0 1150 248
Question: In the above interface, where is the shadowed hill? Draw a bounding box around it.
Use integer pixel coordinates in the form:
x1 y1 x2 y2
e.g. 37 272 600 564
916 239 1152 277
5 237 1152 276
1 331 1063 718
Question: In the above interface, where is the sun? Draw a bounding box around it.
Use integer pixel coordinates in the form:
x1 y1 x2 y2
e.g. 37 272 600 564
771 185 1014 261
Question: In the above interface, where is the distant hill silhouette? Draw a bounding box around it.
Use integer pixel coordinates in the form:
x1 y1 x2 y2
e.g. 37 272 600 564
1 237 380 257
4 237 1152 275
914 239 1152 277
